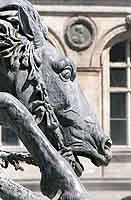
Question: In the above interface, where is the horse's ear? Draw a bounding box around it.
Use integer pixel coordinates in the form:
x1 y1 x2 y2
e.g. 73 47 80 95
18 7 34 40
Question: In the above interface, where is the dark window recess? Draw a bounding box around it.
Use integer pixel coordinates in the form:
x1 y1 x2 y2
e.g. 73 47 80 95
110 68 127 87
110 41 126 62
130 42 131 60
2 128 19 145
110 119 127 145
110 93 126 118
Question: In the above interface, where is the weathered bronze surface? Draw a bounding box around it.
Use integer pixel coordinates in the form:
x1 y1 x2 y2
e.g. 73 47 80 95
0 0 112 199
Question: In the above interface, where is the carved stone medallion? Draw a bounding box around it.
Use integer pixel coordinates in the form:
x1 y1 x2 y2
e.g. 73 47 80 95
65 17 96 51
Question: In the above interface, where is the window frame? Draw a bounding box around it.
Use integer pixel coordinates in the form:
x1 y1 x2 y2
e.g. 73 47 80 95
102 39 131 149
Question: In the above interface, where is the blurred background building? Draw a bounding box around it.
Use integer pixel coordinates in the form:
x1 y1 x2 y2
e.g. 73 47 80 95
1 0 131 199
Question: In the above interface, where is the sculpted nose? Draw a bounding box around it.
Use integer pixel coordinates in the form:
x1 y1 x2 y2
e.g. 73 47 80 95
101 137 112 160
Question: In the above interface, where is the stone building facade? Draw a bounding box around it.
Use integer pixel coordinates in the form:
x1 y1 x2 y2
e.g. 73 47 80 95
1 1 131 200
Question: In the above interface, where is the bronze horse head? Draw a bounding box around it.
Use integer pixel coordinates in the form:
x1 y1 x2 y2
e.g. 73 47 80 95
0 0 112 199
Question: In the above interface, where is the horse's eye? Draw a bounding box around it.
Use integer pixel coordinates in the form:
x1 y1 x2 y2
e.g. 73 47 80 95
62 69 71 79
60 66 72 82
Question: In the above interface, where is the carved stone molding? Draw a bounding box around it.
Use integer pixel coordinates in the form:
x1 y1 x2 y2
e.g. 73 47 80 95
64 16 96 51
90 24 127 68
48 27 67 56
125 15 131 29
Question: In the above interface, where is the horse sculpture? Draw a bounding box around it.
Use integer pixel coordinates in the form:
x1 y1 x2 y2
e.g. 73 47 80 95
0 0 112 199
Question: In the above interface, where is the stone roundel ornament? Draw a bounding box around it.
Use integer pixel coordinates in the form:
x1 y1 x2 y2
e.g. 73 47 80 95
65 16 96 51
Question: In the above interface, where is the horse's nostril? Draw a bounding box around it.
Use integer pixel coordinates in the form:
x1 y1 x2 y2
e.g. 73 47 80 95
101 138 112 156
100 138 112 164
104 139 112 150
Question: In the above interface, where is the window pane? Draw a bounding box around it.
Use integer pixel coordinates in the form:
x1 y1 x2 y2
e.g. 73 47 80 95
110 68 127 87
110 41 126 62
2 128 19 145
110 119 127 145
110 93 126 118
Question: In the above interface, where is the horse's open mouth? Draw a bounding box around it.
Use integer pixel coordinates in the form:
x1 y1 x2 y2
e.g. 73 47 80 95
89 137 112 167
75 149 110 167
70 138 112 169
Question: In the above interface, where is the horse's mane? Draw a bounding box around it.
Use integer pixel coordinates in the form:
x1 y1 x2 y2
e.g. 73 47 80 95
0 0 64 152
0 0 48 46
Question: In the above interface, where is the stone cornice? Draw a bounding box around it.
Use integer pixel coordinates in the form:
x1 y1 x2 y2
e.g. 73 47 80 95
32 0 131 7
34 5 131 15
17 178 131 192
82 178 131 191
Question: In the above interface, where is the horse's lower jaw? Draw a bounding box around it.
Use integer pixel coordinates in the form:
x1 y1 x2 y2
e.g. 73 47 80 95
91 156 108 167
90 152 111 167
72 146 111 167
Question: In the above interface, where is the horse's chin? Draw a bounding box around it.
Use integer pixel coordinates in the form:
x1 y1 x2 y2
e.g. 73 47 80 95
71 143 111 168
90 153 111 167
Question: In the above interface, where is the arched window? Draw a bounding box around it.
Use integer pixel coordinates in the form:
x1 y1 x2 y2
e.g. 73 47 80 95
109 40 131 145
